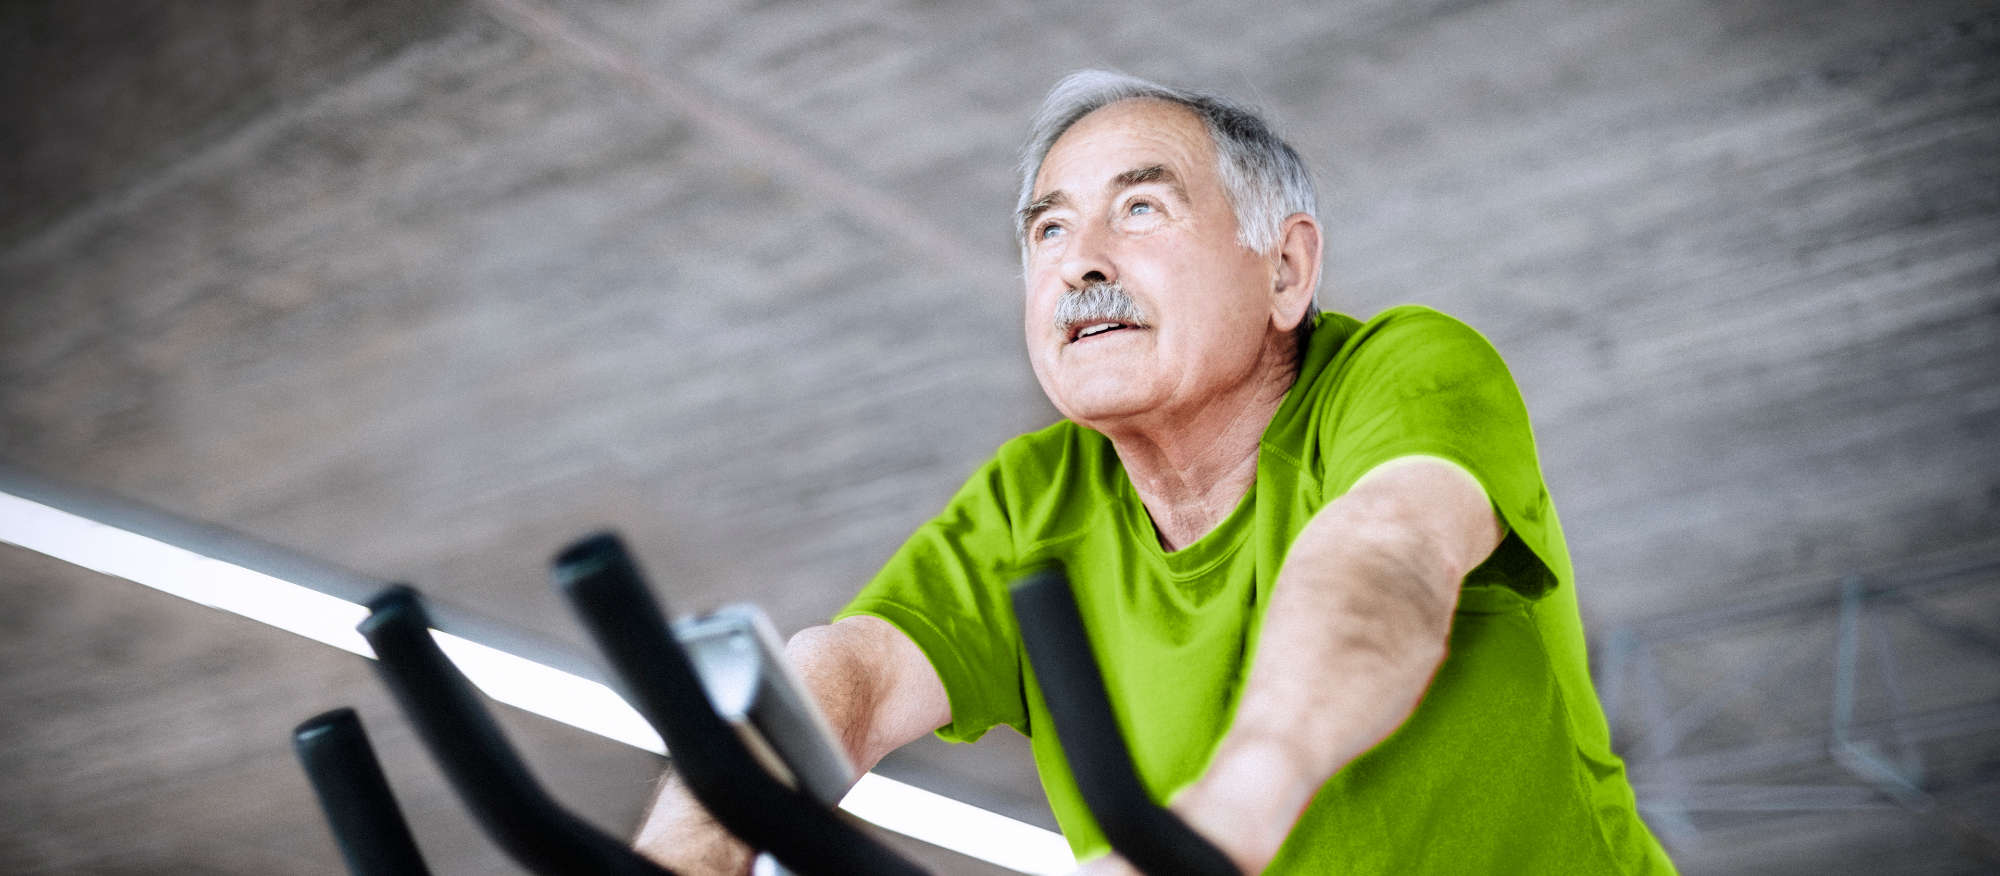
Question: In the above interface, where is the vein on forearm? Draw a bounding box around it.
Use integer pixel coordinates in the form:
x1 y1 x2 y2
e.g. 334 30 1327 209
1234 518 1459 777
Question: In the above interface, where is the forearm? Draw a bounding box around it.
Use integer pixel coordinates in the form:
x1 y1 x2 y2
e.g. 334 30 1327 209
1175 531 1455 871
1174 460 1494 873
632 771 755 874
1235 520 1455 781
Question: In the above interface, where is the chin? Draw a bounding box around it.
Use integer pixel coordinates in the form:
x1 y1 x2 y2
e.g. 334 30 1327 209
1051 383 1161 428
1032 350 1165 424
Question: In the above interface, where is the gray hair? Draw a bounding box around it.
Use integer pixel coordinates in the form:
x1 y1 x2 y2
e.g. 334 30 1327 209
1015 70 1322 349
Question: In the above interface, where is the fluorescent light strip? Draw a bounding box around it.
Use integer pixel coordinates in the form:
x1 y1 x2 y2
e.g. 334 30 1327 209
0 491 1075 875
843 773 1076 874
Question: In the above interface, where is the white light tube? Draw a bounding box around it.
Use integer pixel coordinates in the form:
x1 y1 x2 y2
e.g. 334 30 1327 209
842 772 1077 874
0 490 1074 875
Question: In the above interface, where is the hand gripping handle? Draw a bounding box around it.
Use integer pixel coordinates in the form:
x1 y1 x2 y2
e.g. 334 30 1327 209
551 532 927 876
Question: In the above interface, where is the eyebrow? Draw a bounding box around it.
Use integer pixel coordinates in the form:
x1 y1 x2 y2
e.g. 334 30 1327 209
1017 190 1072 239
1017 164 1188 240
1113 164 1184 200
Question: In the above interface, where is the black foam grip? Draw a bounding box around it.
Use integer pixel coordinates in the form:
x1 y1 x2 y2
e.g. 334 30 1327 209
551 532 927 876
357 585 675 876
1010 568 1241 876
293 708 432 876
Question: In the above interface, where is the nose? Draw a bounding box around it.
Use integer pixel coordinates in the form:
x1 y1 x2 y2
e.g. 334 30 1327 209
1058 223 1116 291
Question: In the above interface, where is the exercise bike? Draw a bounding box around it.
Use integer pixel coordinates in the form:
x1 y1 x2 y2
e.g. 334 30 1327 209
292 532 1237 876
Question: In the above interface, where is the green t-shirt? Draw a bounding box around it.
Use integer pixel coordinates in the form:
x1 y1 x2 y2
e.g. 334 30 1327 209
837 306 1674 873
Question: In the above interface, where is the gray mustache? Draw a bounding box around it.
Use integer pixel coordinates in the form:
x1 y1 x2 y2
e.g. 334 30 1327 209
1054 282 1148 335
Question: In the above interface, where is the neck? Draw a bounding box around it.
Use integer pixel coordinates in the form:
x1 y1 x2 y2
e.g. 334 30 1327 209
1095 339 1298 551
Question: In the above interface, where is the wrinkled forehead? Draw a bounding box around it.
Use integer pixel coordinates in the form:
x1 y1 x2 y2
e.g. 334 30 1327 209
1031 98 1217 196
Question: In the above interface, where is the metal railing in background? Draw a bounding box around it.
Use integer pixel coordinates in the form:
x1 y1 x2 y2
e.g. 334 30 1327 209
1596 553 2000 863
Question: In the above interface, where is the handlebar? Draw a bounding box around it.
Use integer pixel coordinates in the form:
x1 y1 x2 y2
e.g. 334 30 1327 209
303 543 1250 875
356 584 677 876
292 707 433 876
551 531 927 876
1010 568 1240 876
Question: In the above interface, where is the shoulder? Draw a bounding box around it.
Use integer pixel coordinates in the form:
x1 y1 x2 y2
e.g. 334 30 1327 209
1361 304 1498 349
1300 305 1514 400
1266 305 1532 489
1281 305 1502 407
1330 305 1497 366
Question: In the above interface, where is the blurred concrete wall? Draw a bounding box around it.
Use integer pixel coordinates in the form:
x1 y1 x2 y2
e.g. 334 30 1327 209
2 1 1996 872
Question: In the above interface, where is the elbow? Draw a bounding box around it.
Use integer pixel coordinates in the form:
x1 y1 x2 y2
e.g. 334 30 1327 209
782 623 837 663
783 624 850 699
782 624 880 773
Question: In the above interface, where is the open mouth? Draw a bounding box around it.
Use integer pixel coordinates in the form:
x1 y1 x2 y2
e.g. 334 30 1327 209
1068 321 1137 343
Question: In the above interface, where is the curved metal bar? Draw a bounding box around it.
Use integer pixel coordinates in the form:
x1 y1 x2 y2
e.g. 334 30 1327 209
357 584 676 876
550 532 927 876
1010 568 1240 876
292 707 433 876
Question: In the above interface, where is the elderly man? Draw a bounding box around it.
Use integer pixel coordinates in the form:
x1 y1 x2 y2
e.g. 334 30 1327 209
635 70 1674 874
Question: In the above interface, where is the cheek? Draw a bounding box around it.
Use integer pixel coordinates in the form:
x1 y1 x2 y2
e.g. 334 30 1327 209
1025 285 1050 318
1164 270 1264 350
1023 276 1064 330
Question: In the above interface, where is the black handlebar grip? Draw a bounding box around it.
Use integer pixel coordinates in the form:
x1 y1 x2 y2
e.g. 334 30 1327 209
293 708 432 876
357 584 676 876
551 532 927 876
1010 568 1241 876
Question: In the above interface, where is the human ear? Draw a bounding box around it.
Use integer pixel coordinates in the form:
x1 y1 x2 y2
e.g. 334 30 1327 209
1270 213 1322 330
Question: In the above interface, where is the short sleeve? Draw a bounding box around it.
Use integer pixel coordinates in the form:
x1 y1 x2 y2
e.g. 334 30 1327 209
1312 307 1571 601
833 458 1027 742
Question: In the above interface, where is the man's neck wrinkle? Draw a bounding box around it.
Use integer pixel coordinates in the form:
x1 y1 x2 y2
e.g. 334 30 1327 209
1108 396 1273 551
1087 332 1297 551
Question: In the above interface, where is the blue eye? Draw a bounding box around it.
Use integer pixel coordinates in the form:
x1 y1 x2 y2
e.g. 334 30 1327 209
1038 223 1065 240
1130 202 1153 215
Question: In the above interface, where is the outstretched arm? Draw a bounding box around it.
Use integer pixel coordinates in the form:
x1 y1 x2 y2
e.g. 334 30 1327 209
632 615 950 874
1158 456 1503 874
